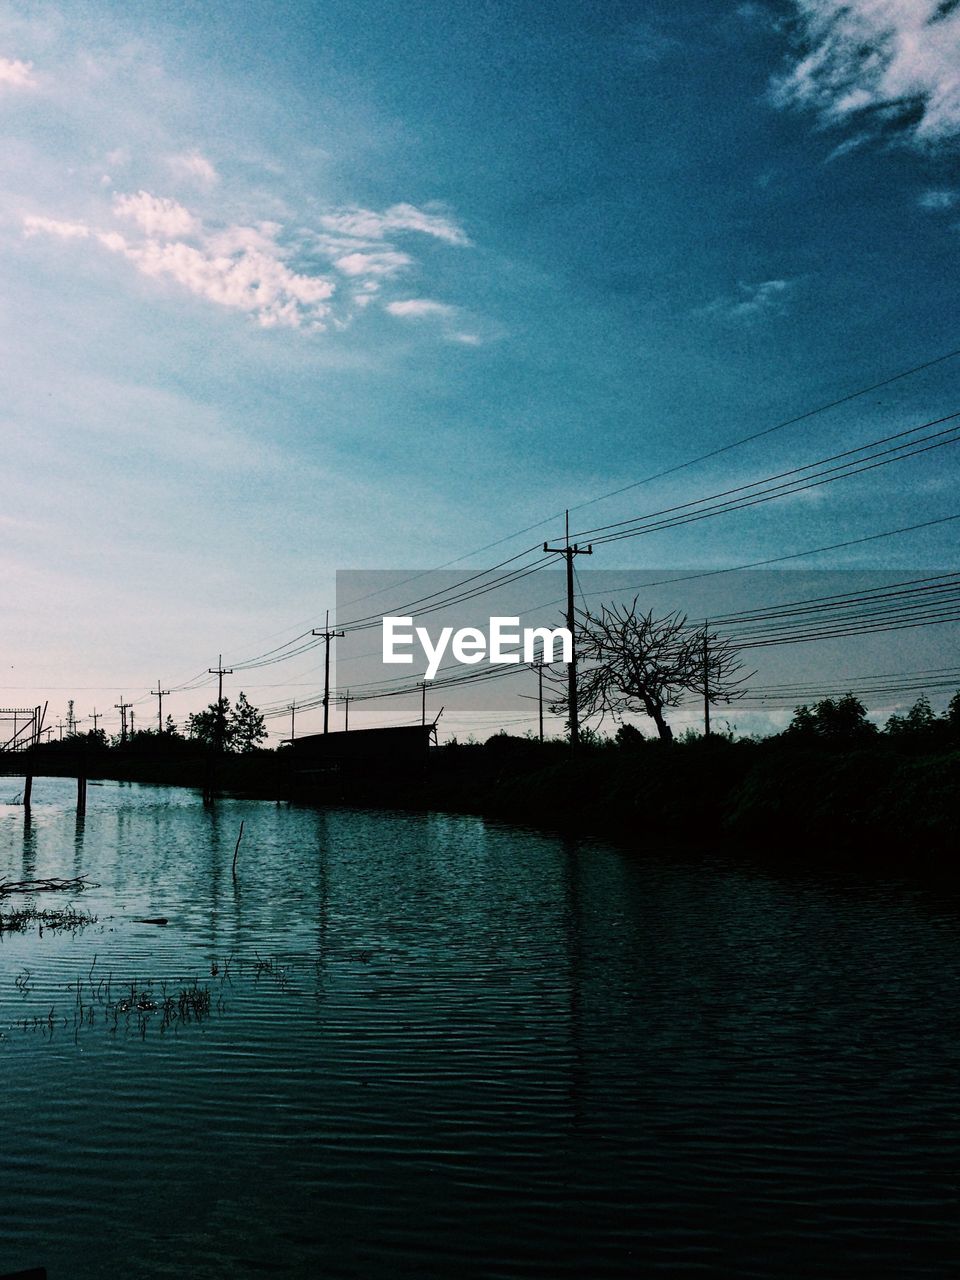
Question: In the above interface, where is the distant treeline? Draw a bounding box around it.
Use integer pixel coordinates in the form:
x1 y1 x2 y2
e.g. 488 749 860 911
428 692 960 856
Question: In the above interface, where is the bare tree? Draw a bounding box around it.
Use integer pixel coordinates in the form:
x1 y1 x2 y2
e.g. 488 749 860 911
551 598 751 742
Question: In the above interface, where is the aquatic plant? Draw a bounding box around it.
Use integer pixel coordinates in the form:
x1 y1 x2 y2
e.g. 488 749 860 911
0 905 97 934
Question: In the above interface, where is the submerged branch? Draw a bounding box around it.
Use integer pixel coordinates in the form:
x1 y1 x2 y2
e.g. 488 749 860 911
0 875 97 897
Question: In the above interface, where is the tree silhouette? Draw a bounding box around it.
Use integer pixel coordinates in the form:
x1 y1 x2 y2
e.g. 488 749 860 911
187 698 230 749
552 599 750 742
885 695 937 737
186 694 266 752
229 692 266 752
787 693 878 743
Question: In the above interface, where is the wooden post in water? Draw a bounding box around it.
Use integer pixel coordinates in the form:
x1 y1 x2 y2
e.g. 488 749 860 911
24 701 46 816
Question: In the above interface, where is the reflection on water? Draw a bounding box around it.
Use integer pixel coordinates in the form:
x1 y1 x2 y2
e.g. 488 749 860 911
1 777 959 1278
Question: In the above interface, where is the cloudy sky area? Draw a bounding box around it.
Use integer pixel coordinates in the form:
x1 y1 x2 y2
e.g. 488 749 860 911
2 0 960 739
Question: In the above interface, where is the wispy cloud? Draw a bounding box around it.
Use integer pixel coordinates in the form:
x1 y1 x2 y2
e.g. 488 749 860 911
23 214 90 240
699 278 794 322
166 149 218 187
23 191 474 332
620 19 682 64
918 187 958 209
824 132 870 163
735 2 786 31
113 190 200 238
8 38 474 338
772 1 960 147
318 202 470 247
334 249 412 278
25 195 336 329
102 233 336 329
385 298 456 319
0 56 36 89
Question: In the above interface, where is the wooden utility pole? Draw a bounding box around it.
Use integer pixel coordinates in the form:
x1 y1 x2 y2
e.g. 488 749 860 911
343 690 351 732
89 709 101 733
208 655 233 752
311 612 344 735
150 681 170 734
543 511 592 750
289 699 296 742
702 626 711 737
114 699 132 743
535 660 545 743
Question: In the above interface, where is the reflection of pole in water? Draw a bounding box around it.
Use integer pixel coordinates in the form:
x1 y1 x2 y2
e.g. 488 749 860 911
206 801 224 951
74 808 87 873
560 836 587 1129
21 809 37 881
314 810 331 1002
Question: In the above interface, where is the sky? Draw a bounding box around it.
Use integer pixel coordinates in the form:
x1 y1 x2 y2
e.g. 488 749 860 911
2 0 960 742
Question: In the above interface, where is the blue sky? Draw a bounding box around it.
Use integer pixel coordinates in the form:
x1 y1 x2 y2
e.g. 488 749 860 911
2 0 960 741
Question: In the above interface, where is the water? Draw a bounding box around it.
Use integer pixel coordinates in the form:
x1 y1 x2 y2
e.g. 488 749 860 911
1 778 959 1278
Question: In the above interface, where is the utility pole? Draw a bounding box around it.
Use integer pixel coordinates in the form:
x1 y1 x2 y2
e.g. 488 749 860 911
89 709 101 733
533 660 545 743
150 681 170 734
208 655 233 753
419 681 427 727
543 510 592 750
702 627 711 737
56 719 64 741
343 690 351 732
311 612 344 735
67 700 75 736
114 698 132 743
289 699 296 743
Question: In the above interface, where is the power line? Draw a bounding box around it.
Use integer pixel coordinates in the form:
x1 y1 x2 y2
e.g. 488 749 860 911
317 340 960 599
576 411 960 546
207 346 960 673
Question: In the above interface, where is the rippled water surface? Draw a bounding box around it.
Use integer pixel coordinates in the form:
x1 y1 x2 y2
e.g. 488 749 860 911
1 778 959 1278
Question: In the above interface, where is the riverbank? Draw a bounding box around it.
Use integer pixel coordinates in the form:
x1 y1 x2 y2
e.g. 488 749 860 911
6 733 956 862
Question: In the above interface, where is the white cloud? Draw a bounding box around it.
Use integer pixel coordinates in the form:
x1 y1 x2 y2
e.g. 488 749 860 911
23 186 470 332
0 56 36 89
824 132 870 163
385 298 455 319
319 202 470 247
334 250 412 278
23 215 90 240
113 190 200 238
918 187 958 209
25 199 335 330
204 222 282 256
700 278 794 322
167 149 218 187
100 231 335 329
773 1 960 146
